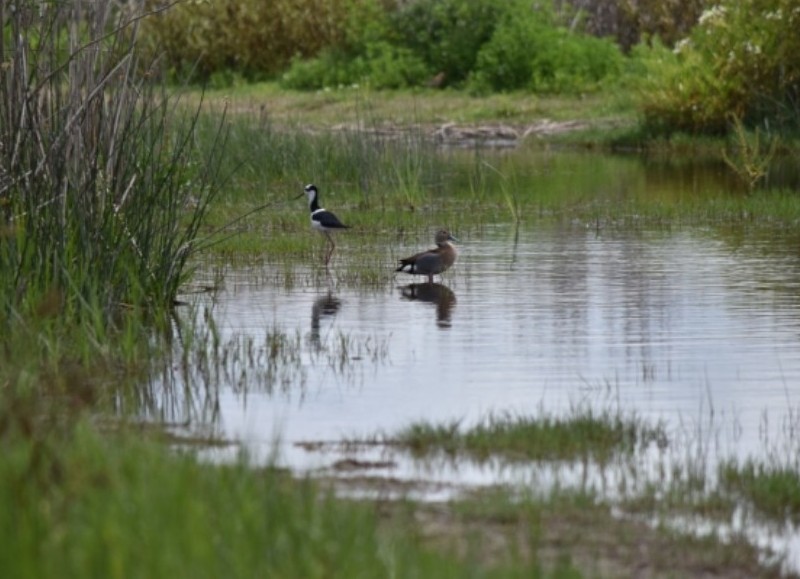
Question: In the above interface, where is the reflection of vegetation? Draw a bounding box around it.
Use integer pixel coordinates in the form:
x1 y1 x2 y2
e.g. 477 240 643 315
152 304 391 417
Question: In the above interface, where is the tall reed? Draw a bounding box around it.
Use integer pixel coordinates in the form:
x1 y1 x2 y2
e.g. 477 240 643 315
0 0 227 325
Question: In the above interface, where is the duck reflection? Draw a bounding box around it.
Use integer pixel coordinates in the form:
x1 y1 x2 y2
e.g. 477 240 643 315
399 283 457 328
310 291 342 349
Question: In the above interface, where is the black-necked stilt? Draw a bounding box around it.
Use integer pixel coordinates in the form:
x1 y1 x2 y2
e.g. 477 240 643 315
396 229 458 283
299 184 350 265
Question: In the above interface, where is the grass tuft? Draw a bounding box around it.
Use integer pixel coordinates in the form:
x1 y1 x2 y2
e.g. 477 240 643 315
719 459 800 523
394 409 667 463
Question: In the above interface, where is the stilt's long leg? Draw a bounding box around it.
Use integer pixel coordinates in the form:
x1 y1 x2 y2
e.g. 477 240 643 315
324 232 336 265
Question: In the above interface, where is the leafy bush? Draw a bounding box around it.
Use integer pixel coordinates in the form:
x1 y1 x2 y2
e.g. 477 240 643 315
277 0 430 90
635 0 800 134
281 51 365 90
141 0 361 83
390 0 504 87
362 42 431 89
470 7 624 93
632 40 733 134
281 42 429 90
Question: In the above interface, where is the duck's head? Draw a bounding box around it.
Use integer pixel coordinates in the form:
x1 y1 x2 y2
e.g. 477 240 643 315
435 229 458 245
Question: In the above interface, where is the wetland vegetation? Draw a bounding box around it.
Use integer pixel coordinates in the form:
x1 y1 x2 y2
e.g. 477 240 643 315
3 0 800 577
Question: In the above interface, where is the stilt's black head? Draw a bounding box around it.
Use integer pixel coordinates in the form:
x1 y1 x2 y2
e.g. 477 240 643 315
303 183 319 206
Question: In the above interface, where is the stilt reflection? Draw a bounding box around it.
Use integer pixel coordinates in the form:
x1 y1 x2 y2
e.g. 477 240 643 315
310 291 342 349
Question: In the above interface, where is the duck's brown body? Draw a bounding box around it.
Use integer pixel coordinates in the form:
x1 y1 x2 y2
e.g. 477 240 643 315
396 229 458 283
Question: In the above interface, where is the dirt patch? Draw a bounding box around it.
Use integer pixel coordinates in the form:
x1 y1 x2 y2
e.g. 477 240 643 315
320 118 612 148
372 492 790 578
303 441 794 578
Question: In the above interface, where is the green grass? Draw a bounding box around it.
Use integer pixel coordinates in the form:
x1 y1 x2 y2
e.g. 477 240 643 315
389 409 667 463
0 416 592 578
719 459 800 523
188 82 634 130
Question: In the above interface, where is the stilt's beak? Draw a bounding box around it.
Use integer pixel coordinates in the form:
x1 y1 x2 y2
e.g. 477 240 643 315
294 192 304 199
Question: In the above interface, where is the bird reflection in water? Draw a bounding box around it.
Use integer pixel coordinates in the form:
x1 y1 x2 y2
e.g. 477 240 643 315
399 283 457 328
310 291 342 349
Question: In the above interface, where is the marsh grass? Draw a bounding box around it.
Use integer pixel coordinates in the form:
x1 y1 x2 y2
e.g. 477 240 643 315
0 423 505 579
723 116 781 191
392 408 667 464
719 460 800 523
192 119 800 277
346 406 798 576
0 1 227 324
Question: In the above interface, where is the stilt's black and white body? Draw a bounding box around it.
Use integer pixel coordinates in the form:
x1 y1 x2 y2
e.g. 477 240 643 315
396 229 459 283
301 184 349 265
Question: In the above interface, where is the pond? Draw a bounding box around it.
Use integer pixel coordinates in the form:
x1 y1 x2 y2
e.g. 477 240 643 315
165 149 800 460
149 146 800 566
139 144 800 569
177 221 800 464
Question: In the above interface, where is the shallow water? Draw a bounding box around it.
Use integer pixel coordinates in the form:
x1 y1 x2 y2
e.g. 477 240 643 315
170 222 800 473
148 147 800 571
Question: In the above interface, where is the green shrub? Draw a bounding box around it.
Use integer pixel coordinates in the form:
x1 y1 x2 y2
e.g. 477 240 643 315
470 7 624 93
141 0 363 83
632 40 734 135
281 50 365 90
390 0 504 87
635 0 800 134
281 42 429 90
362 42 431 88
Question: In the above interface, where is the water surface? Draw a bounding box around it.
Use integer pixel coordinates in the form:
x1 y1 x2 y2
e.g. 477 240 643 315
173 223 800 473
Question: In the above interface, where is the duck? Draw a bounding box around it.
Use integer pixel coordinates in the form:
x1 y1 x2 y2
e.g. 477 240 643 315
299 184 349 265
396 229 458 283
